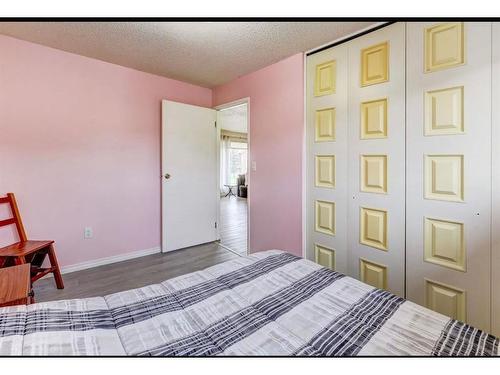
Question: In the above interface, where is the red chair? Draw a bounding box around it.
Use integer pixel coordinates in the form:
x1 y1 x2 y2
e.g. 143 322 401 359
0 193 64 289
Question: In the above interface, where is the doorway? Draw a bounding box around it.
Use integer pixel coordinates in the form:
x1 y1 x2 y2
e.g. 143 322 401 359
216 100 249 256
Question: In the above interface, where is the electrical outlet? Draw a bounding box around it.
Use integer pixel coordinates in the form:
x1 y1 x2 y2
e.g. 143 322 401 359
84 227 93 239
251 161 257 171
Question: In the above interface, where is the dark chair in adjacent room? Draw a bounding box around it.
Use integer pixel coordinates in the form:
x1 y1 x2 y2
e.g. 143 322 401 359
237 174 248 198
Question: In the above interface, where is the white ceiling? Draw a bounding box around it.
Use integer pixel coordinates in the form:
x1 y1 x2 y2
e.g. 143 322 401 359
218 104 248 133
0 22 374 87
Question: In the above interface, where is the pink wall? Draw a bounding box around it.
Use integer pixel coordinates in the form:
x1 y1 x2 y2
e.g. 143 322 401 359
0 35 212 267
0 34 305 268
213 54 304 257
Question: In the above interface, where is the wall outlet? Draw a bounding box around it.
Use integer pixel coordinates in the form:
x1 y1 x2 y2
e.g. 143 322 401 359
251 161 257 171
84 227 93 239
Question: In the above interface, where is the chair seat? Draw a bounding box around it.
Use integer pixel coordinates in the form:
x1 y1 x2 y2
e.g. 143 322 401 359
0 240 54 257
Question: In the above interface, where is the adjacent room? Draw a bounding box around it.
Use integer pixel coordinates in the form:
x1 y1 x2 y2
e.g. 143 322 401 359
218 103 248 255
0 20 499 358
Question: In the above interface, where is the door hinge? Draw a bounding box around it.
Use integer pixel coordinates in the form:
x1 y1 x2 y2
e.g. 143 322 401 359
215 121 217 128
215 222 218 229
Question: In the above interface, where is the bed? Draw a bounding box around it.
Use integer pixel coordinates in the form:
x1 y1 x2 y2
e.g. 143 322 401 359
0 250 498 356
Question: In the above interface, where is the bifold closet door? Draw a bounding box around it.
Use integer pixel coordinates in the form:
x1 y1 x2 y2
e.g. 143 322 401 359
406 22 492 331
347 23 406 297
305 44 349 273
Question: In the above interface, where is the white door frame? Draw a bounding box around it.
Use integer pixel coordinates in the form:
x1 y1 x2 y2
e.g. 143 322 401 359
214 97 251 255
492 22 500 337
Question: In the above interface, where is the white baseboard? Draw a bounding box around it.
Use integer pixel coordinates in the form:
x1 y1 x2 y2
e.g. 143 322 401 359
58 246 161 275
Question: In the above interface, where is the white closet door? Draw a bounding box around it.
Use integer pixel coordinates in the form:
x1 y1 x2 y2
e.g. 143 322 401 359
346 23 406 297
306 45 349 273
491 23 500 337
406 22 491 331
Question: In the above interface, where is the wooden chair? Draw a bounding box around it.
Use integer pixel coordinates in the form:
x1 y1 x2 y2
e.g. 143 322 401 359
0 193 64 289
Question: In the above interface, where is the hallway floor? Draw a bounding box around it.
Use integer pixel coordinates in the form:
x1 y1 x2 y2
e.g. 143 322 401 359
219 196 247 255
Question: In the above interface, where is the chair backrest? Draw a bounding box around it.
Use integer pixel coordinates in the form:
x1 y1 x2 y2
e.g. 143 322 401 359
0 193 27 242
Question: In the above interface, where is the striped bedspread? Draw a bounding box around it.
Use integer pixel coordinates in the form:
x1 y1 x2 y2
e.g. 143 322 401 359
0 250 498 356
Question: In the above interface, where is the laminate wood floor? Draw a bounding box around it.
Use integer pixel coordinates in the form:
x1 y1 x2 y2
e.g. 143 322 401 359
219 196 247 255
34 242 239 303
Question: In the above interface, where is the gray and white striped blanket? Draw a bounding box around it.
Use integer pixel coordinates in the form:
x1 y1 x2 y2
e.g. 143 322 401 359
0 250 498 356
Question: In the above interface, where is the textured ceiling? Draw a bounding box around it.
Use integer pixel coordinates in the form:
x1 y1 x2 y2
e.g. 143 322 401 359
0 22 375 87
219 104 248 133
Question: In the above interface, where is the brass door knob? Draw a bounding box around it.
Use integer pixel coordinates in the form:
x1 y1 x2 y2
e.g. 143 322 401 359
164 173 171 179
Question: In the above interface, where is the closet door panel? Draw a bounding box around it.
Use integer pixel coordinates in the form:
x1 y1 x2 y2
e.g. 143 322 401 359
406 22 491 331
306 45 349 273
347 23 406 297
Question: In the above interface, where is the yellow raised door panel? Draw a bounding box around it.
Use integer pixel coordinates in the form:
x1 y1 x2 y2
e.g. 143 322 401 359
360 98 388 139
424 217 466 272
315 155 335 188
425 23 465 73
315 244 335 270
360 155 387 194
360 258 388 290
425 86 464 136
314 60 336 96
315 200 335 236
425 279 466 321
424 155 464 202
360 207 388 251
361 42 389 86
315 108 336 142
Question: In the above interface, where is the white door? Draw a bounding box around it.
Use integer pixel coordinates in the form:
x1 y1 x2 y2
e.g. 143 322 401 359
406 22 492 331
347 23 406 297
306 42 349 274
161 100 218 252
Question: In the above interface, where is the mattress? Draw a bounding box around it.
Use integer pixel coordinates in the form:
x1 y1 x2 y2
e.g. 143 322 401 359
0 250 498 356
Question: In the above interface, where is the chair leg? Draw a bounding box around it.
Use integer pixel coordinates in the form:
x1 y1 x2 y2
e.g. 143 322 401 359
47 245 64 289
28 290 35 304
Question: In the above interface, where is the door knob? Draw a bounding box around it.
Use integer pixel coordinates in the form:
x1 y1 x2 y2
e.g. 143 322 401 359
164 173 171 179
